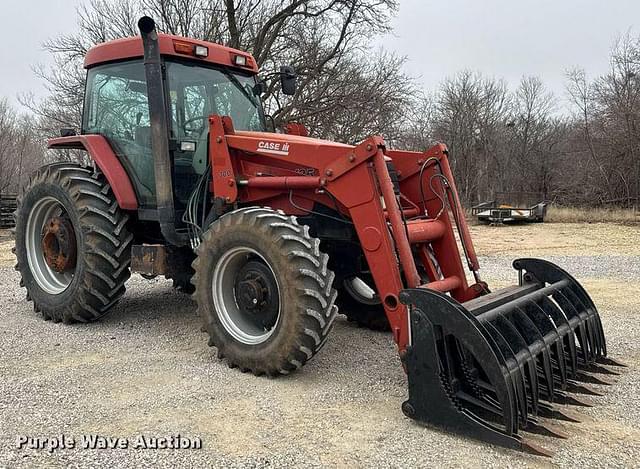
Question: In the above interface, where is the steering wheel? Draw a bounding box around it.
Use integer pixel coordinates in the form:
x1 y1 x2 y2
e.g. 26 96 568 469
183 115 207 135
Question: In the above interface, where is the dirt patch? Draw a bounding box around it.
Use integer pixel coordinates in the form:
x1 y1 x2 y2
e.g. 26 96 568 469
0 240 14 268
470 222 640 256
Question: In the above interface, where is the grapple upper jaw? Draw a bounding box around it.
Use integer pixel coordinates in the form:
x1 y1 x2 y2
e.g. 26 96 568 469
399 258 619 456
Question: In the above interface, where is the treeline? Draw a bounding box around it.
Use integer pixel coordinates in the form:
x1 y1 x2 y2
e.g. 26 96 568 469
8 0 640 207
0 99 46 194
397 43 640 207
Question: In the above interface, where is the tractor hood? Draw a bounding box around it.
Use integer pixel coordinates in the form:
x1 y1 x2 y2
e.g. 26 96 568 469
230 130 354 158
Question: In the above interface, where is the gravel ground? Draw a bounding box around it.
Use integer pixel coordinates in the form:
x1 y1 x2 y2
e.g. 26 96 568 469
0 223 639 468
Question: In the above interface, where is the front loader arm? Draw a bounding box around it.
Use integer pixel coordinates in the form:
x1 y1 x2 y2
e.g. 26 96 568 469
207 114 484 350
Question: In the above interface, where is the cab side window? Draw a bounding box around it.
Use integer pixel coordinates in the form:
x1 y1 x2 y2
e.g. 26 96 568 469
83 60 156 205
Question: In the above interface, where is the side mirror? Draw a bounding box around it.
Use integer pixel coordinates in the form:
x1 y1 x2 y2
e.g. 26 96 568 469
253 80 267 96
60 128 76 137
265 115 276 133
280 65 297 96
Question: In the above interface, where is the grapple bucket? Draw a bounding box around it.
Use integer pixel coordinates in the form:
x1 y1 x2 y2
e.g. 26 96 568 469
399 258 624 455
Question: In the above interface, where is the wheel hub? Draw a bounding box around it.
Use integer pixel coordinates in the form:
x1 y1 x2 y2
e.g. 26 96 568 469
234 261 278 329
41 216 77 273
212 246 282 345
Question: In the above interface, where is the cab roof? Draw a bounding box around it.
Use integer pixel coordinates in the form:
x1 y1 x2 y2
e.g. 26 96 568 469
84 33 259 73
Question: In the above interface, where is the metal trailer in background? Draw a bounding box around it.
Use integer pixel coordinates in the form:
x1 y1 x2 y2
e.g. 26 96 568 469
0 195 16 228
472 191 547 224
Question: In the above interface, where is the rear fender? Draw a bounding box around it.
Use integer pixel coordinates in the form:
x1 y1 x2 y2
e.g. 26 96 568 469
48 135 138 210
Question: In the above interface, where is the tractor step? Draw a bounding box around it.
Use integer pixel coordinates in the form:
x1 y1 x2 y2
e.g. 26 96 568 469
399 258 622 456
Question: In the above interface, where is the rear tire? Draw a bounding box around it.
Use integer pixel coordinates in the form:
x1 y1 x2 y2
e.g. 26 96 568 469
192 207 337 376
14 163 132 323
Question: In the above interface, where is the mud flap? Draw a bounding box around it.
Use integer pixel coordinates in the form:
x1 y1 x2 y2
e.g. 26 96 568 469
399 258 623 456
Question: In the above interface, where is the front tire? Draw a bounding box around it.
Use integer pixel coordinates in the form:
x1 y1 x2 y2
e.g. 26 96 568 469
338 275 390 332
14 163 132 323
192 207 337 376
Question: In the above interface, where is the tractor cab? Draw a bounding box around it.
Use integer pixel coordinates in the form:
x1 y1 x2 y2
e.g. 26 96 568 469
81 32 267 208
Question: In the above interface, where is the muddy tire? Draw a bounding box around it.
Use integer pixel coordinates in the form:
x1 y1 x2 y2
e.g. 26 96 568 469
338 275 390 332
14 163 132 323
192 207 337 376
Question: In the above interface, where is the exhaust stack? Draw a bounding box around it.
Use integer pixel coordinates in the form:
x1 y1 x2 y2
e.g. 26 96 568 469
138 16 188 246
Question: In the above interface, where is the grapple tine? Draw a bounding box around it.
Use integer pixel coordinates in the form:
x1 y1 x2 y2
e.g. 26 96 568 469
508 306 547 404
518 302 568 388
521 440 554 458
569 290 603 359
578 362 621 376
573 371 615 386
553 340 568 386
553 392 593 407
551 289 592 364
524 419 569 439
561 285 607 357
564 335 579 378
538 346 556 400
538 296 579 378
597 356 627 367
565 381 604 396
483 321 530 425
594 314 608 356
537 402 582 423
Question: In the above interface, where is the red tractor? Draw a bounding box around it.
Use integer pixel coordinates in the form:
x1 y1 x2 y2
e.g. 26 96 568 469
14 17 622 454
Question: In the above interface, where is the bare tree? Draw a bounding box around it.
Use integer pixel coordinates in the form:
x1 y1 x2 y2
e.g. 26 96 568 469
431 71 511 203
0 99 47 194
25 0 410 145
509 76 561 198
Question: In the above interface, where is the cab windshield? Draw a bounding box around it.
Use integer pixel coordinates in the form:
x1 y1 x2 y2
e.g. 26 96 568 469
166 60 266 137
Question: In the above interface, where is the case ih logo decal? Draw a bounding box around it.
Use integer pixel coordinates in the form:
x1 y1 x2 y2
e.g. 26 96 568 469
257 141 290 156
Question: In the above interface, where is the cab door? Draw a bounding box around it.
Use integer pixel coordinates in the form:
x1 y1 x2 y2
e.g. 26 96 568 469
83 59 156 206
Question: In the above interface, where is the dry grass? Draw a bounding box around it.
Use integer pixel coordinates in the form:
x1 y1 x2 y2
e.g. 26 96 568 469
546 206 640 224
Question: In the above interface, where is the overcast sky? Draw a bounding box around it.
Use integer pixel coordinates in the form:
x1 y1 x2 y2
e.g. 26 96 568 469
1 0 638 112
380 0 639 111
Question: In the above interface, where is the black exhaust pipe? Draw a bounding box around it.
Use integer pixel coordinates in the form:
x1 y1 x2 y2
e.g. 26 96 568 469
138 16 188 247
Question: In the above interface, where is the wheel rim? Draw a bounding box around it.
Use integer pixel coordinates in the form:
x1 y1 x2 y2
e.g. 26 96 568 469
344 276 380 306
212 247 281 345
25 196 76 294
